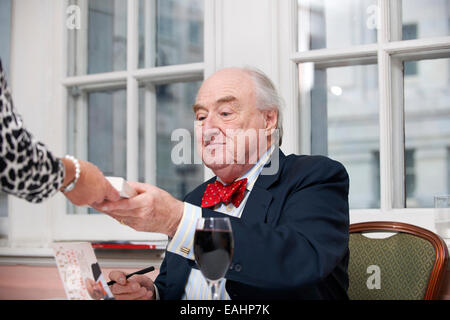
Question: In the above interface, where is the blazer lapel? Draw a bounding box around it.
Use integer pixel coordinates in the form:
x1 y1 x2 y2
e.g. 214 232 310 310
240 185 273 225
240 149 286 225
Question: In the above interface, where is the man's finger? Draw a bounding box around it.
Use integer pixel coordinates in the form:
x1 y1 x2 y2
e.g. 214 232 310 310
104 198 132 211
104 213 144 231
111 280 142 295
127 181 152 194
103 209 141 220
105 181 121 202
129 274 155 289
108 271 127 285
114 288 148 301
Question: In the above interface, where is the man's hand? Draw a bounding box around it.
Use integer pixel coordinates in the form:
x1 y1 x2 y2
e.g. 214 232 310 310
62 160 120 207
86 278 107 300
108 271 155 300
92 182 184 237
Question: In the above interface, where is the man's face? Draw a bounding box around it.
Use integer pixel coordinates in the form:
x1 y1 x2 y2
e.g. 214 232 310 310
193 69 269 173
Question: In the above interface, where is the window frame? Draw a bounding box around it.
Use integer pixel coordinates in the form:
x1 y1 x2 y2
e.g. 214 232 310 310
50 0 211 243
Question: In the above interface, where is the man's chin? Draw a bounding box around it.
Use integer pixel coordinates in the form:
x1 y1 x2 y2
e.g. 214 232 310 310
202 158 230 171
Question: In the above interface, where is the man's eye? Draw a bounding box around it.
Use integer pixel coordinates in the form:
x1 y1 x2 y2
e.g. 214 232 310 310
196 115 206 121
221 112 231 117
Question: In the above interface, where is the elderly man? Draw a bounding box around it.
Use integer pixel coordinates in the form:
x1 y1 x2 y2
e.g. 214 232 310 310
93 67 350 300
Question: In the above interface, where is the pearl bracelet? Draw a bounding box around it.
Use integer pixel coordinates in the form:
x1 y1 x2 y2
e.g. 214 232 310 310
62 155 81 193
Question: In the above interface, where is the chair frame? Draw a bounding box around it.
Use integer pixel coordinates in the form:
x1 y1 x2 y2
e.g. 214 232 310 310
349 221 449 300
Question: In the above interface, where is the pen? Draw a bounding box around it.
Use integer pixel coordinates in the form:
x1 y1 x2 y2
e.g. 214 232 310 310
107 266 155 286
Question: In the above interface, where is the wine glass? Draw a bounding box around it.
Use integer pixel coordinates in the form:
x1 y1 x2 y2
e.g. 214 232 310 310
194 217 234 300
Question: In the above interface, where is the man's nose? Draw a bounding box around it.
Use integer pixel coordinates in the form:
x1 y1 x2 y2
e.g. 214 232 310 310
202 113 219 131
200 115 221 141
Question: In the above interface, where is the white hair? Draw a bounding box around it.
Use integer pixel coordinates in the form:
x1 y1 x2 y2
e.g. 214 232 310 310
242 67 284 146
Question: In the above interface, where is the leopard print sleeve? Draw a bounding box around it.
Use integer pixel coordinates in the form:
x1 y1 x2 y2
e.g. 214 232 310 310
0 60 65 203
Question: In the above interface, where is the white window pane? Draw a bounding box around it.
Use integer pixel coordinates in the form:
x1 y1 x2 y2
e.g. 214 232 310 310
68 0 127 76
139 82 204 200
402 0 450 40
405 58 450 208
138 0 204 68
67 88 127 214
300 63 380 209
297 0 377 52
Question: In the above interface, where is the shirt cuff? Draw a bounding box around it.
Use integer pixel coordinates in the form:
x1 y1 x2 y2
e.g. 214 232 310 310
166 202 202 260
154 284 160 300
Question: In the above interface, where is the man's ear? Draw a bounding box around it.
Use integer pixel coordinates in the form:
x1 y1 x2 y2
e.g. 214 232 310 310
263 109 278 135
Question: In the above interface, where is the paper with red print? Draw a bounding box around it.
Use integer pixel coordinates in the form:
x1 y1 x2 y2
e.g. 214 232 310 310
52 242 114 300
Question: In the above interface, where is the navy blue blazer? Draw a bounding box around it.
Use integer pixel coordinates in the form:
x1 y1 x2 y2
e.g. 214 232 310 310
155 150 350 300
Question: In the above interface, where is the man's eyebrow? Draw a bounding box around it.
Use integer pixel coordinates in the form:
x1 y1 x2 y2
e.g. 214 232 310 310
216 95 237 104
192 104 204 113
192 96 238 113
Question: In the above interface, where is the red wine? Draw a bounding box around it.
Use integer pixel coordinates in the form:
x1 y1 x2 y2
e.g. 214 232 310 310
194 229 234 281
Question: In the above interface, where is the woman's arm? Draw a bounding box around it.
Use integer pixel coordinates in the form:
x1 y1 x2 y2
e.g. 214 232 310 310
0 59 120 205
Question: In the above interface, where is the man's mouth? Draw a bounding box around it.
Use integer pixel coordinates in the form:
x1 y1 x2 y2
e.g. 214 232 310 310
204 142 225 147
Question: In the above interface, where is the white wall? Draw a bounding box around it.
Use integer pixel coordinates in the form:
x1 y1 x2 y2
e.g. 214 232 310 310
8 0 66 247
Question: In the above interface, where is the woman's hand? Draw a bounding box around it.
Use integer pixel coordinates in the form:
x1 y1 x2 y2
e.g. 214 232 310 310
61 159 120 206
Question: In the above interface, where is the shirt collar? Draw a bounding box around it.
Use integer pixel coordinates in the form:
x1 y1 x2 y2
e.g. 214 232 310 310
216 145 275 192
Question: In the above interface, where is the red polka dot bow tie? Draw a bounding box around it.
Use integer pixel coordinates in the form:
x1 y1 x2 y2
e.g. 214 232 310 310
201 178 248 208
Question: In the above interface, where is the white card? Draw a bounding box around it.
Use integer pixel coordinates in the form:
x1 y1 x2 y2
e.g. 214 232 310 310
52 242 114 300
106 177 138 199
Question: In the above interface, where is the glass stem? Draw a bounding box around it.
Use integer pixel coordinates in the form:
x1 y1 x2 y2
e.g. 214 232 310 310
209 280 220 300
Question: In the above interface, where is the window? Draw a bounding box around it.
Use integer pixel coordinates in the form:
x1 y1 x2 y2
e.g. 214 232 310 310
67 87 128 214
405 149 416 204
402 0 450 40
138 0 204 68
404 58 450 208
402 24 418 76
59 0 205 240
301 63 380 209
298 0 378 51
68 0 127 76
372 149 416 208
294 0 450 212
0 0 11 219
139 82 204 201
0 0 11 78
